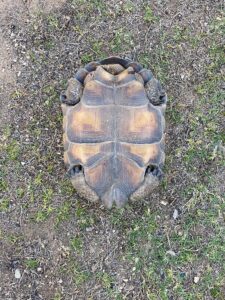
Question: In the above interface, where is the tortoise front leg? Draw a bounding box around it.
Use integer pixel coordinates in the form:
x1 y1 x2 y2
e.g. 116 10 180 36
60 78 83 105
145 78 167 106
138 69 167 106
60 62 100 106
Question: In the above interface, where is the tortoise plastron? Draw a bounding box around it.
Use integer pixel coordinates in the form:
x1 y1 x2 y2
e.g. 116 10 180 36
61 57 167 208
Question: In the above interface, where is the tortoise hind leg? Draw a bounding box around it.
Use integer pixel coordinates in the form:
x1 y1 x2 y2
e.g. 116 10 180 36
68 165 100 203
138 69 167 106
145 78 167 106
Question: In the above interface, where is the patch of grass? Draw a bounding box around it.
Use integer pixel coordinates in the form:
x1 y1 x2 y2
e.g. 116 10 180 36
73 268 91 286
75 204 96 230
56 200 73 225
6 233 24 245
184 91 224 167
16 187 25 198
42 84 59 108
0 198 10 212
10 90 24 99
96 272 123 299
35 188 54 222
59 180 75 197
42 188 54 206
70 236 83 253
81 53 94 64
172 26 188 43
167 104 183 124
63 258 91 286
110 28 134 53
122 180 225 298
210 285 223 299
1 125 11 141
0 171 7 192
28 50 36 62
91 0 107 15
35 210 51 222
47 15 59 29
123 1 134 13
170 25 203 49
91 41 106 59
143 6 158 23
138 52 150 68
97 272 113 289
181 17 225 168
43 39 55 50
25 259 39 269
52 293 63 300
109 208 127 227
72 0 108 16
34 172 43 186
5 140 20 161
138 37 171 84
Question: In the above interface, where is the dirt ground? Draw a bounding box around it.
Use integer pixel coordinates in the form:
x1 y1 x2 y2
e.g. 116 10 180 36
0 1 224 299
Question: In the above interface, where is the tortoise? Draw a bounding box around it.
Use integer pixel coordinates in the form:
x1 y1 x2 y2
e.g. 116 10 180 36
60 57 167 208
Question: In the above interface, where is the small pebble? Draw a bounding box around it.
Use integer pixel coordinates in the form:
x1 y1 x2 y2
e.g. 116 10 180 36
15 268 21 279
37 267 42 273
86 227 93 232
160 200 168 206
166 250 176 257
134 257 139 263
173 209 179 220
194 276 200 284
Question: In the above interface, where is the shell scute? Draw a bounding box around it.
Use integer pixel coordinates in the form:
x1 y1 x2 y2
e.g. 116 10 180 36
83 78 148 107
84 155 144 197
115 81 148 106
66 142 112 167
66 104 113 143
118 143 163 167
117 104 163 143
82 81 114 106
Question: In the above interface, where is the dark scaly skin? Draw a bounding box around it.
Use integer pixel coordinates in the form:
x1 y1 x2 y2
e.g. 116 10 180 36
61 57 167 208
60 78 83 106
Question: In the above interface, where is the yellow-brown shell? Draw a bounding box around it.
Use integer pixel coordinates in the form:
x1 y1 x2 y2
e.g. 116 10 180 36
62 65 165 203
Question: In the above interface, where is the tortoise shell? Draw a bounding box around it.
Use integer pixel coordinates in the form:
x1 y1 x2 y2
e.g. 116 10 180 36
61 57 167 208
